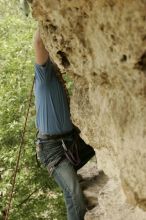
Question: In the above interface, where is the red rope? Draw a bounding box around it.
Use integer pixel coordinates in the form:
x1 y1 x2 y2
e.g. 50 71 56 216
4 77 35 220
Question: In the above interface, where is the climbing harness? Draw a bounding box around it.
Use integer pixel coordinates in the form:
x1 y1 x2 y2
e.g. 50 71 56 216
4 77 35 220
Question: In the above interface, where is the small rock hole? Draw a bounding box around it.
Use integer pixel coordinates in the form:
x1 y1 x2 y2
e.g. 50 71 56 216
120 54 127 62
142 35 146 41
100 24 104 31
57 51 70 68
111 34 115 41
135 51 146 76
92 72 97 77
49 24 57 31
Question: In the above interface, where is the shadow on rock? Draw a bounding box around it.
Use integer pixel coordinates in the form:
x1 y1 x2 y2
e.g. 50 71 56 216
78 170 109 210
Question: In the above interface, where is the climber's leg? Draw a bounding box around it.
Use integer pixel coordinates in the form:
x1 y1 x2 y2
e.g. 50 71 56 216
52 159 86 220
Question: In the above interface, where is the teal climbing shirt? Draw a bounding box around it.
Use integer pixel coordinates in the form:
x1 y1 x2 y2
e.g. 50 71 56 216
34 59 73 135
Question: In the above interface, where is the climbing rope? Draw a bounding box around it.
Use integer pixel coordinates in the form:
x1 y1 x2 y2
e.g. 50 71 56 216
4 77 35 220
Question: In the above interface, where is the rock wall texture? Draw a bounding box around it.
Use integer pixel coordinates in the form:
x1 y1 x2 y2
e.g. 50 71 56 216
31 0 146 219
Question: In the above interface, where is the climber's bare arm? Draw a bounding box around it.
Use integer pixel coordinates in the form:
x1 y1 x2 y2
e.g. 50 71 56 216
34 29 49 65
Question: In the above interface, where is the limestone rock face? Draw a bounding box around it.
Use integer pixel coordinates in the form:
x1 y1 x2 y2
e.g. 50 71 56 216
31 0 146 218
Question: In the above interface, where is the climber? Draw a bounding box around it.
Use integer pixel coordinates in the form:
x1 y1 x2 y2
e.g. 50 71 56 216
34 28 86 220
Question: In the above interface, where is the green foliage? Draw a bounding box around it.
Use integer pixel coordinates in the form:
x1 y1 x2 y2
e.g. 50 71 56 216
0 1 66 219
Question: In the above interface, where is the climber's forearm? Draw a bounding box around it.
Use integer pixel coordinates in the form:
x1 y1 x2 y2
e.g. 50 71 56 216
34 29 49 65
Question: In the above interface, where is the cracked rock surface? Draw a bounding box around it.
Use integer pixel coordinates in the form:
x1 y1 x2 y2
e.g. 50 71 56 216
31 0 146 219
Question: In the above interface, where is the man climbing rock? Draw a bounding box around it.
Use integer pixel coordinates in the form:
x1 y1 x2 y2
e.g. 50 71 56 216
34 28 94 220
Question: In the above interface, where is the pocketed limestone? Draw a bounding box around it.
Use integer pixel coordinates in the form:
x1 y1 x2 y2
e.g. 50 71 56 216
31 0 146 218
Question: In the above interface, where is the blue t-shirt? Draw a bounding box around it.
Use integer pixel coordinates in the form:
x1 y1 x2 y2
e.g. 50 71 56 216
34 59 73 135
